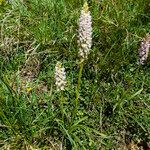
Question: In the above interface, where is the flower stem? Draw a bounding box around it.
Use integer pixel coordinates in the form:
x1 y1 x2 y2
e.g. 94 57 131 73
60 93 64 122
73 62 84 121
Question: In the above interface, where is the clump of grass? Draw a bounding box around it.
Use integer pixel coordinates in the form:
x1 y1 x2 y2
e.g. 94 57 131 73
0 0 150 149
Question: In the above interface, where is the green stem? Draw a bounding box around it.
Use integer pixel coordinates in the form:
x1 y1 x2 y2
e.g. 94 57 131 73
60 93 64 123
73 62 84 120
76 63 84 101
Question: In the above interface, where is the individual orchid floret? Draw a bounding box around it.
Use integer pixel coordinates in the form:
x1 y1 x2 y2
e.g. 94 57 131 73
55 62 66 91
78 1 92 62
139 34 150 65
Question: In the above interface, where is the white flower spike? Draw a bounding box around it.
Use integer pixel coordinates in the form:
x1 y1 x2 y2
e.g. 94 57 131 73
78 1 92 62
55 62 66 91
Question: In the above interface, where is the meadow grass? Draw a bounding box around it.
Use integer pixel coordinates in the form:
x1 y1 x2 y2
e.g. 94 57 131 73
0 0 150 149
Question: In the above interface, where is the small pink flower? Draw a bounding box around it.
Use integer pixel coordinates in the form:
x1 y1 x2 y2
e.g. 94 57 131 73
138 34 150 65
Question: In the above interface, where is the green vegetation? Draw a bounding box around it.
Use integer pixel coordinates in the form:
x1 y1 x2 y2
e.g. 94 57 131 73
0 0 150 149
